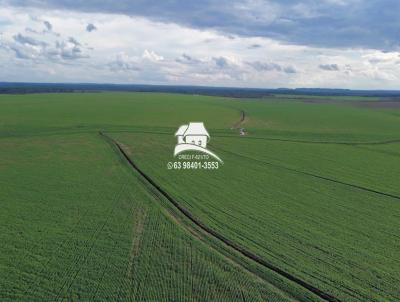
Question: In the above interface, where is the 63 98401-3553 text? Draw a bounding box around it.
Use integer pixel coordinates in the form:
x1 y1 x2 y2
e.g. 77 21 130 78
167 161 219 170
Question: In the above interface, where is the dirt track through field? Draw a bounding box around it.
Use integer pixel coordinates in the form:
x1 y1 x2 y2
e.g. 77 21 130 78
99 131 342 302
127 208 147 279
232 110 246 129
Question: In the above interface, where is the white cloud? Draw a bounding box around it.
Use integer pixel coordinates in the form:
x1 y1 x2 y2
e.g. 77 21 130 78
0 5 399 89
142 49 164 62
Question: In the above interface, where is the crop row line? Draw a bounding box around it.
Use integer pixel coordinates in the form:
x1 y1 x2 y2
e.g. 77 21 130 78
90 192 139 301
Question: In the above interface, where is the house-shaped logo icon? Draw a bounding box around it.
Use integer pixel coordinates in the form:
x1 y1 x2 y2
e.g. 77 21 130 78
174 122 223 162
175 122 210 148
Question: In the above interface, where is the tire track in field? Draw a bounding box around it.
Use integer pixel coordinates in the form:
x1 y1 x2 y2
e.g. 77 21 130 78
99 131 341 302
215 146 400 202
214 134 400 146
352 145 400 158
90 195 140 301
116 206 148 301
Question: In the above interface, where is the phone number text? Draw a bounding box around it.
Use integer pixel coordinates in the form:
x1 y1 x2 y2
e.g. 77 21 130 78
167 161 219 170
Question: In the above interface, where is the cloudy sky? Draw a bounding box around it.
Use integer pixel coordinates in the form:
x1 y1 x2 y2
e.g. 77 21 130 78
0 0 399 89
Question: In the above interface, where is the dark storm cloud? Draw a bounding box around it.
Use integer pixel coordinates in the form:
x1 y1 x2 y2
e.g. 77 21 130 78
2 0 400 50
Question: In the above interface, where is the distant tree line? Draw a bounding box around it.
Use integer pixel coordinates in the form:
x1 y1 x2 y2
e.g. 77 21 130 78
1 82 400 97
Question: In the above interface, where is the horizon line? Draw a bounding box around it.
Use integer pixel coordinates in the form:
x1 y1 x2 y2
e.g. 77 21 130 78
1 81 400 92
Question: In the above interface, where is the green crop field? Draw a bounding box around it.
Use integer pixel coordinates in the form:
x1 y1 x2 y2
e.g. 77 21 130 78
1 92 399 302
